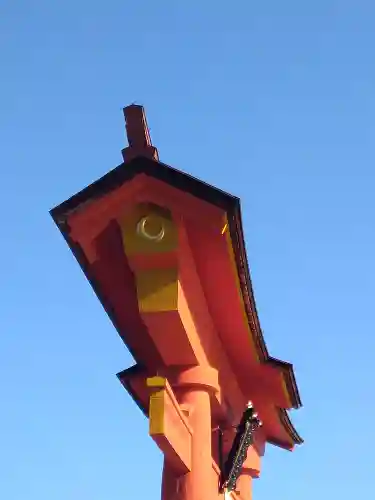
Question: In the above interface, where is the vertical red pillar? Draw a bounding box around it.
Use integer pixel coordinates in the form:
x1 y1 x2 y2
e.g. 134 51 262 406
177 389 213 500
161 366 219 500
236 473 252 500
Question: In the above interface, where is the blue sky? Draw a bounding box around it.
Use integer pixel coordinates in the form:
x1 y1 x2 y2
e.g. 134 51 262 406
1 1 375 499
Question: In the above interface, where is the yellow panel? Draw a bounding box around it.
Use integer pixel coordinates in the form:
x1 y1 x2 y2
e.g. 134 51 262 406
120 203 178 255
147 376 167 388
136 268 178 312
149 389 165 435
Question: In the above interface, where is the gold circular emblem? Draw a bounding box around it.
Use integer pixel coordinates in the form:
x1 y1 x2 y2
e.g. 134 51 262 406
137 216 165 242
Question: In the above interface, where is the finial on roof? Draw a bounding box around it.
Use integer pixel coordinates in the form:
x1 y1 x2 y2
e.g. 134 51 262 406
122 104 159 163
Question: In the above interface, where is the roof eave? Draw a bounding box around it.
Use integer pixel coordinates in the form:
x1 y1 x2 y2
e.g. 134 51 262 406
228 207 303 411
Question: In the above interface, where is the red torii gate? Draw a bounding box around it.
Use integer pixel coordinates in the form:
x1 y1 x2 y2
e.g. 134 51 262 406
51 105 303 500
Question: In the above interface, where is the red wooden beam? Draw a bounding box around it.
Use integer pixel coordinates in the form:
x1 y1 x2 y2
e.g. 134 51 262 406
122 105 159 163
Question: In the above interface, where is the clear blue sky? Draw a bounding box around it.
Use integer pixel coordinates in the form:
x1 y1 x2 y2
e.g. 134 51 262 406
1 1 374 499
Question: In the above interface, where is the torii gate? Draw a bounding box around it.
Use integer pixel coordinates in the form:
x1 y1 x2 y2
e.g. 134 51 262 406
50 105 303 500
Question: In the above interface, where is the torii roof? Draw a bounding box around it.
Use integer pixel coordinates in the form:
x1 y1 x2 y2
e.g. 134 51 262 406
51 154 303 449
50 105 303 450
